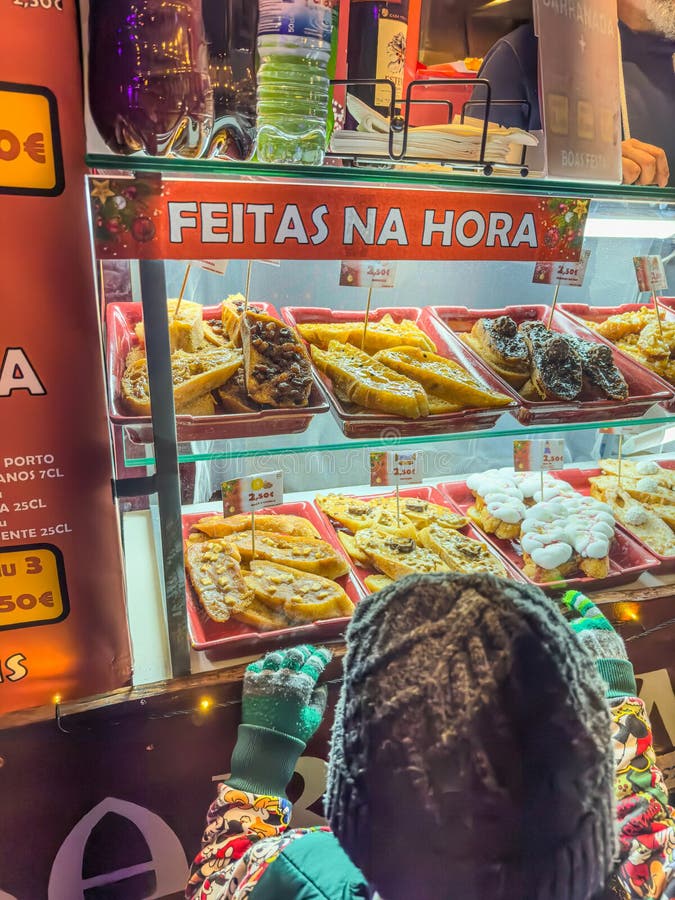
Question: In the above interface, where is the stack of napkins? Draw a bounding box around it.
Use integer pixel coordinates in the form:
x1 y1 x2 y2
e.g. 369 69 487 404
330 95 538 166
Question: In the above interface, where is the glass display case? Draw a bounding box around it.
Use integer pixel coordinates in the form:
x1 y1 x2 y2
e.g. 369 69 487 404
89 165 675 682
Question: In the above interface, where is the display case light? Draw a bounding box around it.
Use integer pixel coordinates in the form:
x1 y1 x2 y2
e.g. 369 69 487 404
583 217 675 240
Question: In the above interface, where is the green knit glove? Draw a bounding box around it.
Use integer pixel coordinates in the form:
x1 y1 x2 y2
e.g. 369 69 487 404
229 645 332 797
562 590 637 699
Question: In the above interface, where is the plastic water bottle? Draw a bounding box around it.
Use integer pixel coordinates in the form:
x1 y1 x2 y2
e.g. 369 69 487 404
256 0 334 165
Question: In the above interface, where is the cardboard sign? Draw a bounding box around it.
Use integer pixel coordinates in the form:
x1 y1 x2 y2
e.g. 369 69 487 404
533 249 590 287
513 439 565 472
634 256 668 292
340 260 397 288
90 177 591 264
370 451 422 486
534 0 622 182
0 2 131 713
221 472 284 516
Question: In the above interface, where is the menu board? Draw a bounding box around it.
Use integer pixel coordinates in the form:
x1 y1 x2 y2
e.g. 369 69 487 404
534 0 622 183
0 1 131 713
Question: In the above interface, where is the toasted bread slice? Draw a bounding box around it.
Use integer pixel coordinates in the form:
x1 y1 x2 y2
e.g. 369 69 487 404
201 321 230 348
121 347 242 415
374 346 512 409
426 393 463 415
312 342 429 419
462 332 530 389
221 294 249 346
217 368 260 413
135 299 204 353
590 486 675 557
337 531 370 566
176 392 217 416
235 591 288 631
316 494 416 537
227 531 350 580
243 311 313 408
599 459 675 491
417 525 507 577
247 560 354 622
354 529 449 580
125 346 146 368
297 315 436 354
364 574 395 593
185 539 252 623
372 496 467 531
193 514 320 540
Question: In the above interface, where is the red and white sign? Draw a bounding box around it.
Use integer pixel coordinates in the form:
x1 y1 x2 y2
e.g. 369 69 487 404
533 250 590 287
91 178 590 264
340 260 397 288
221 472 284 516
513 439 565 472
634 256 668 293
370 451 422 487
0 1 131 714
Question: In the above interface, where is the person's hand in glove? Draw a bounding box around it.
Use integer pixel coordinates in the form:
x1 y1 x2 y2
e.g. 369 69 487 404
561 590 637 699
229 645 332 798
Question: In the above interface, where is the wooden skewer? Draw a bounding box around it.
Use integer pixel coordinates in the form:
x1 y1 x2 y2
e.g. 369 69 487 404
173 263 192 320
361 285 374 350
652 289 664 340
540 469 545 500
546 282 561 330
251 510 256 560
244 260 253 312
617 434 624 487
395 482 401 529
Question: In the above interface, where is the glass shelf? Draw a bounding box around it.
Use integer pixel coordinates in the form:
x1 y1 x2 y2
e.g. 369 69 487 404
121 407 675 469
87 153 675 203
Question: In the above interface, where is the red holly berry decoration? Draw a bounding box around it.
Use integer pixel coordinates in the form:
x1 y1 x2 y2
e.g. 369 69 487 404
131 216 156 243
544 226 559 248
107 216 122 234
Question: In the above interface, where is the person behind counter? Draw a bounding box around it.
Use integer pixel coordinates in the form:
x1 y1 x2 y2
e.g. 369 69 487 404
475 0 674 187
186 573 675 900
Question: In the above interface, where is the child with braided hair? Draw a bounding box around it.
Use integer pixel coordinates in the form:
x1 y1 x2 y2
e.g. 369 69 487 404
187 574 674 900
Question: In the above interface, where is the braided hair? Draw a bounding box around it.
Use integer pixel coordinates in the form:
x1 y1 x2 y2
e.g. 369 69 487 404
326 573 617 900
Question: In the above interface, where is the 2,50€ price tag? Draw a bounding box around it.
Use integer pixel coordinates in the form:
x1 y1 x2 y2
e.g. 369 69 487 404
0 544 68 631
370 451 422 487
532 250 590 287
513 439 565 472
222 471 284 516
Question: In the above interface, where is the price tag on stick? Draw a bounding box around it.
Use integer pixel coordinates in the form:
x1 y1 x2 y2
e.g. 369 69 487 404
340 260 397 350
514 438 565 500
222 471 284 559
533 250 590 329
370 451 422 527
634 255 668 341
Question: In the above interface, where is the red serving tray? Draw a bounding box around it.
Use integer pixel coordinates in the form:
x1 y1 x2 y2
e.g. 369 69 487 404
280 306 518 439
313 485 526 593
106 301 329 442
184 502 363 661
437 477 659 592
554 464 675 573
430 305 673 426
558 302 675 408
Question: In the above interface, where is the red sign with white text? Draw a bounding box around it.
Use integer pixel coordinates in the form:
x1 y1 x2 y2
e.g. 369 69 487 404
0 2 131 713
91 177 590 263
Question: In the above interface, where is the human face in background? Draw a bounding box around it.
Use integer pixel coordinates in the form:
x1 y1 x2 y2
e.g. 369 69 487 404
645 0 675 37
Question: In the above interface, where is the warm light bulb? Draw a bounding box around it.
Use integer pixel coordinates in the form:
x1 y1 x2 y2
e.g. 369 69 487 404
53 694 62 705
199 697 213 712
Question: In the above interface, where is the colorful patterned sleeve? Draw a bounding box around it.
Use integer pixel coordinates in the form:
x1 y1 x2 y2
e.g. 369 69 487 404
186 782 328 900
610 696 675 899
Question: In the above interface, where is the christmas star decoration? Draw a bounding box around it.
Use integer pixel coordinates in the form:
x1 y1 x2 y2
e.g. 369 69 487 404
90 179 114 203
